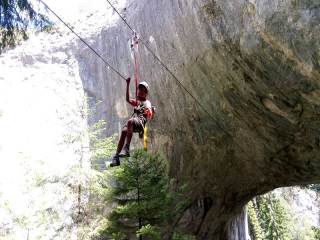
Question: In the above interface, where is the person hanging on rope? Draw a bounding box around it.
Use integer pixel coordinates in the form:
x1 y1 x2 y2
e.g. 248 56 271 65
110 77 156 167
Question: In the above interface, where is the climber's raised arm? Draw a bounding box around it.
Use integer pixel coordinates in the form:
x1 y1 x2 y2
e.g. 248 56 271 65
125 77 136 106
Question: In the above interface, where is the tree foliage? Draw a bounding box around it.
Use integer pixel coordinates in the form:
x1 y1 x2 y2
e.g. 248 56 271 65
0 0 52 53
63 96 117 170
0 95 117 239
171 228 196 240
310 184 320 194
249 192 290 240
30 95 117 239
312 226 320 239
257 187 320 240
247 200 263 240
103 149 187 240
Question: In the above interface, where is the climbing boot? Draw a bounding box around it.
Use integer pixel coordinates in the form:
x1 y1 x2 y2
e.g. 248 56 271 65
119 148 130 158
110 155 120 167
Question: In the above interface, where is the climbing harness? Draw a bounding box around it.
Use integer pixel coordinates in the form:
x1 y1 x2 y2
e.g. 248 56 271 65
132 30 148 151
132 100 149 151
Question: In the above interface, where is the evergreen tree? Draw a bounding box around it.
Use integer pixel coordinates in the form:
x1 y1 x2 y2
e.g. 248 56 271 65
247 200 263 240
255 193 289 240
103 149 187 240
0 0 52 53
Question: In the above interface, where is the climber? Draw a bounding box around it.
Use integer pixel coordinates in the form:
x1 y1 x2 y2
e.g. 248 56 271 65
110 77 155 167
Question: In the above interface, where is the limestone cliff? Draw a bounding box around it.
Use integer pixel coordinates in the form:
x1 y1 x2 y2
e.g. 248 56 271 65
1 0 319 239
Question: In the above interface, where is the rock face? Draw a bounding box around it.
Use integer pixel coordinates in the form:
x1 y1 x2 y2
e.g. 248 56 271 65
1 0 319 239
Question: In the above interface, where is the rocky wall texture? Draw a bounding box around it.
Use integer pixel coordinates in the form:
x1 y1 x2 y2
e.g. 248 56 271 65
85 0 320 238
1 0 319 239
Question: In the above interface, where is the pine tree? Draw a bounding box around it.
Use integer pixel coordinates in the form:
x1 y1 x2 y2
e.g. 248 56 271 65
247 200 263 240
255 193 289 240
103 149 187 240
0 0 52 53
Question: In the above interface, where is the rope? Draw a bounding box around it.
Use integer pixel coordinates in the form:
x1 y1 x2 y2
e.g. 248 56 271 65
105 0 255 162
106 0 134 32
39 0 126 81
134 35 138 105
